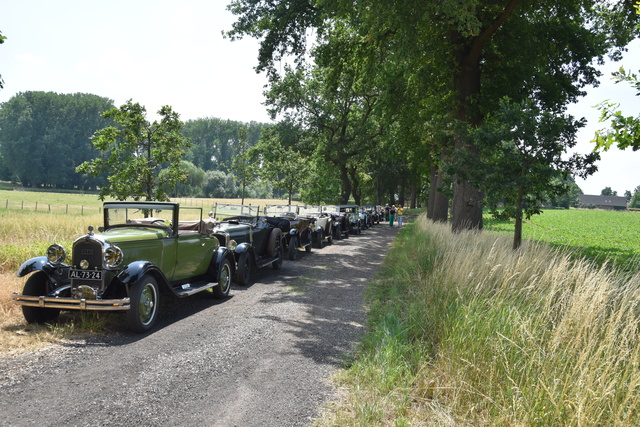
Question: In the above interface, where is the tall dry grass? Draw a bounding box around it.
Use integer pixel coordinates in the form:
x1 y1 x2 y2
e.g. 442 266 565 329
318 214 640 425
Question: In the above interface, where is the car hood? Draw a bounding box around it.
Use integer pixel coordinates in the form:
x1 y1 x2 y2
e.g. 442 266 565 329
89 227 170 244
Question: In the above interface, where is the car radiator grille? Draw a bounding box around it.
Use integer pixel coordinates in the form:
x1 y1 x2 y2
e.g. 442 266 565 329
72 239 103 270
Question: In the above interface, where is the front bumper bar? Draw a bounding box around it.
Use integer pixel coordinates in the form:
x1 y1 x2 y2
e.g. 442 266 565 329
12 293 130 311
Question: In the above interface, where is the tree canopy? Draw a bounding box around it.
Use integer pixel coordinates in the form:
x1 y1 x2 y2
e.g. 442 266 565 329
227 0 640 229
76 100 191 201
0 91 114 189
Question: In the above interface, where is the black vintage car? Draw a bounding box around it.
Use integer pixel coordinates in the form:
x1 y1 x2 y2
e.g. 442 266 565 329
263 205 313 260
331 205 363 235
298 205 334 248
12 201 235 332
325 207 350 240
210 203 285 286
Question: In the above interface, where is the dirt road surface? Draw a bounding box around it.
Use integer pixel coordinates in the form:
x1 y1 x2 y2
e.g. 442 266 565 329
0 223 399 427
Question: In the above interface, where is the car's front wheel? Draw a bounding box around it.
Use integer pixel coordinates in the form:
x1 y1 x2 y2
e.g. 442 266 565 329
21 272 60 324
236 252 252 286
127 274 159 333
315 229 324 249
272 244 283 270
211 258 233 298
288 236 299 261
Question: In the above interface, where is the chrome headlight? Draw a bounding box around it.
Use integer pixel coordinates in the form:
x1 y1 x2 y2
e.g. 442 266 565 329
46 244 66 264
104 245 123 267
229 240 238 249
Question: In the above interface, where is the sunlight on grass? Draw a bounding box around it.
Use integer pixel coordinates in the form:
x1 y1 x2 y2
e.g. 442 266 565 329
316 214 640 426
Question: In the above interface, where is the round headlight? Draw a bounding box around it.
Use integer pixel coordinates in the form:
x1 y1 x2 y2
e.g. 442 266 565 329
46 244 66 264
229 240 238 249
104 246 123 267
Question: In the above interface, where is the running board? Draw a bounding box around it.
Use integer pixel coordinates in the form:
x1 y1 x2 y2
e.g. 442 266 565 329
173 281 216 297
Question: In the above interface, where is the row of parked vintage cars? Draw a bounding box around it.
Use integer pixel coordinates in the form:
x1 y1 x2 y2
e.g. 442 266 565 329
12 201 385 332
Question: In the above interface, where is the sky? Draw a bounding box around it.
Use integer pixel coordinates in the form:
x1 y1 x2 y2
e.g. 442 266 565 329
1 0 639 196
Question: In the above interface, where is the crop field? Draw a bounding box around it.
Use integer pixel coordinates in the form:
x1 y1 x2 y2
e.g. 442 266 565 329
484 208 640 270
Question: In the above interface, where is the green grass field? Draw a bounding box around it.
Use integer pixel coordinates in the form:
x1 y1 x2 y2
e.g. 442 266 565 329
484 208 640 270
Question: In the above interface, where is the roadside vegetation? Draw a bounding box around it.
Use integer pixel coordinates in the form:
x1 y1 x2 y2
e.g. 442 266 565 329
317 212 640 425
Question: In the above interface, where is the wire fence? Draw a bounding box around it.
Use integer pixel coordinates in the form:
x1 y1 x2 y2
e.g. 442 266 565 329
1 199 102 215
1 198 214 215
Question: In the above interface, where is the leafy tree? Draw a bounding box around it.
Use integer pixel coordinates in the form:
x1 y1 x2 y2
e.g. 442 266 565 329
249 122 308 205
477 98 598 249
0 30 5 89
228 126 255 205
545 175 582 209
182 118 267 172
227 0 639 231
625 189 633 202
601 186 617 196
630 185 640 208
76 100 191 201
594 67 640 151
0 91 114 189
161 160 205 197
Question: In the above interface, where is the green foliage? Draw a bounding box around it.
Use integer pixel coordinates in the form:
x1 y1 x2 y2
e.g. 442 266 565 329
601 186 617 196
476 98 598 247
0 91 114 189
227 126 255 204
0 30 5 89
594 67 640 151
76 100 191 201
182 117 266 172
249 122 308 205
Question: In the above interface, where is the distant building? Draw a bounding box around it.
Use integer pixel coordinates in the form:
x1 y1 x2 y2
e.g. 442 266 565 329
578 194 628 210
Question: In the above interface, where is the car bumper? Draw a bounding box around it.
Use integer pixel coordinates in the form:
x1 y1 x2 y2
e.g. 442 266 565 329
12 293 130 311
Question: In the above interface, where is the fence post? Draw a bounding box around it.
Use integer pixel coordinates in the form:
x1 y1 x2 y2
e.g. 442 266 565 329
35 201 38 211
66 204 68 214
82 205 84 215
49 204 51 212
21 201 24 210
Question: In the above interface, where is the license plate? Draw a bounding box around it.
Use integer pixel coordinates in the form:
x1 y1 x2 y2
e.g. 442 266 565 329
69 270 103 280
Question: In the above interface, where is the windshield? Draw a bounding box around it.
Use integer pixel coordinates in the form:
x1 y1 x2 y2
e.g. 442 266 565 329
105 203 176 228
212 203 260 221
263 205 300 217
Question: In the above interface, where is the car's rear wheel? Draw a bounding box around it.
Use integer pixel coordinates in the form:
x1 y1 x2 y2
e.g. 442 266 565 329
127 274 159 333
266 228 282 258
21 272 60 324
288 236 299 261
327 232 333 245
236 252 252 286
211 258 232 298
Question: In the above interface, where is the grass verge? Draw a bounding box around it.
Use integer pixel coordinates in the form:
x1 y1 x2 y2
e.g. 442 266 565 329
316 214 640 425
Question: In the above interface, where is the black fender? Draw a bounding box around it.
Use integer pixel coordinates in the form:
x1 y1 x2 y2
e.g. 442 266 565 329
214 247 236 276
234 242 252 257
17 256 70 286
117 261 171 289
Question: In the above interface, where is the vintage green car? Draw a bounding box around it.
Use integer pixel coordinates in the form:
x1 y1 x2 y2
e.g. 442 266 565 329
12 201 235 332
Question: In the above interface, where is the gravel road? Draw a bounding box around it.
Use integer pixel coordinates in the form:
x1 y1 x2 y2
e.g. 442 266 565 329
0 222 398 427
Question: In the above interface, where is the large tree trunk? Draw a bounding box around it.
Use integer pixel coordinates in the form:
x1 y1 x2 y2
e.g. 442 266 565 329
427 165 449 222
339 164 352 204
451 43 484 231
410 183 417 209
